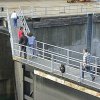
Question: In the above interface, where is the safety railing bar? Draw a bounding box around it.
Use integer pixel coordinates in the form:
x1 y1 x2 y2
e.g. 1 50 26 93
13 47 96 73
15 49 99 81
37 40 100 59
37 41 83 55
14 43 99 68
13 49 54 64
45 48 100 68
45 49 83 62
13 48 100 84
15 44 80 69
14 46 81 66
68 63 80 69
17 49 80 80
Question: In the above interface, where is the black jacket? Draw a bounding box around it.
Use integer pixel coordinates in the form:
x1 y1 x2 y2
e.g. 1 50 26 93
19 35 28 46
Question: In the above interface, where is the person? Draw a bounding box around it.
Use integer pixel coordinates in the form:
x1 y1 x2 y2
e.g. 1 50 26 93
19 32 28 59
27 33 36 58
18 27 23 40
11 11 18 27
82 49 95 81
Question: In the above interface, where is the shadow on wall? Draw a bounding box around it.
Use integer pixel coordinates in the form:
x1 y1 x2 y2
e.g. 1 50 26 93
0 27 15 100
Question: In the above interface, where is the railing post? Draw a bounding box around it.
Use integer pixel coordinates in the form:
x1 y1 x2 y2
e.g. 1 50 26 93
45 7 47 15
63 6 65 13
35 40 38 56
43 43 45 58
31 6 34 17
81 5 83 13
67 49 69 66
80 63 82 82
7 9 14 55
95 58 97 75
51 54 54 72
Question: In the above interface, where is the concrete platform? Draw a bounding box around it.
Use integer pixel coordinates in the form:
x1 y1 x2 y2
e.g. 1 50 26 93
0 0 99 9
1 0 100 18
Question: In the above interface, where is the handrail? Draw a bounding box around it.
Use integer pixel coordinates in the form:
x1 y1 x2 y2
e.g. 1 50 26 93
14 43 100 68
19 4 100 17
13 42 100 89
2 4 100 18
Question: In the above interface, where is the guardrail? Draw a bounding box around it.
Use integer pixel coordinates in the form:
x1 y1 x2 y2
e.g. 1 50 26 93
19 4 100 17
13 42 100 89
2 3 100 18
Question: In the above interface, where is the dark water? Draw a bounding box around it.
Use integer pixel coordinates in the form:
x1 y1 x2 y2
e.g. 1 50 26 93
34 75 99 100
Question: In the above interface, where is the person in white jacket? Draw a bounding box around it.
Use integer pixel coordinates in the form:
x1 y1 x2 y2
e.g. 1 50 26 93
11 11 17 27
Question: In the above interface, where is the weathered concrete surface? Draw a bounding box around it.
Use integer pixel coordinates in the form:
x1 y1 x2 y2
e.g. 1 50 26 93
14 61 23 100
0 27 15 100
34 69 100 98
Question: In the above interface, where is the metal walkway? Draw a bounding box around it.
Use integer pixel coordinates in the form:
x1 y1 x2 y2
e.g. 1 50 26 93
7 9 100 94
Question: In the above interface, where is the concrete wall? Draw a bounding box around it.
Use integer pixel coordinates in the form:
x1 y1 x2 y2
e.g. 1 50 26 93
28 14 100 56
14 61 23 100
0 28 14 100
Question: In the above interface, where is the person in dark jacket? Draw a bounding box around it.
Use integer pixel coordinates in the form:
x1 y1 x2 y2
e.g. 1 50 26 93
19 32 28 59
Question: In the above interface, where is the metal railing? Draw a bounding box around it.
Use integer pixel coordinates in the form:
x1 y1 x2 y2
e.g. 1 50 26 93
2 3 100 18
13 42 100 89
19 4 100 18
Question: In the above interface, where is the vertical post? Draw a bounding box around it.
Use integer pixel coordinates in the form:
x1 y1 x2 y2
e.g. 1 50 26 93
81 5 83 13
66 49 69 73
95 57 97 75
63 6 65 13
80 63 82 82
51 54 53 72
22 64 25 100
31 6 33 17
43 43 45 58
45 7 47 15
67 49 69 66
7 9 14 55
35 40 37 56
